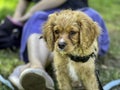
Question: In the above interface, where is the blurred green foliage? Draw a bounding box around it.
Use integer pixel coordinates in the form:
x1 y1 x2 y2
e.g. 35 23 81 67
0 0 17 20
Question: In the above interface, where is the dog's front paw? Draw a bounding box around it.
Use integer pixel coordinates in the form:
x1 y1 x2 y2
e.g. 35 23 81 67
59 85 72 90
57 78 72 90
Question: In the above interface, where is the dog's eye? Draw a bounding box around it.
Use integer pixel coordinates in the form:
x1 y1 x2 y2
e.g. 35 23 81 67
69 31 77 36
54 30 59 34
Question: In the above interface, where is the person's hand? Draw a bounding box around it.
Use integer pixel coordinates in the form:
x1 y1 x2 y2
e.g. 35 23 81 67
19 12 32 23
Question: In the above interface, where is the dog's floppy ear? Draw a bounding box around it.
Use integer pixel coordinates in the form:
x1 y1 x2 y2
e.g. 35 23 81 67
77 12 100 49
43 13 58 51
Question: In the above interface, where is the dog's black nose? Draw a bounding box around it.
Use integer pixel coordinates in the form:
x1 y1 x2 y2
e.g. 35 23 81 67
58 42 66 49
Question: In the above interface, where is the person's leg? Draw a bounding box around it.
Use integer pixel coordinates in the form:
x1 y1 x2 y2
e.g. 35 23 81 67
9 34 54 90
27 33 52 69
20 33 54 90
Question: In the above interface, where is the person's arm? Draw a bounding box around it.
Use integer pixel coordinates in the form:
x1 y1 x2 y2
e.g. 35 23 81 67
29 0 67 14
13 0 31 20
20 0 67 22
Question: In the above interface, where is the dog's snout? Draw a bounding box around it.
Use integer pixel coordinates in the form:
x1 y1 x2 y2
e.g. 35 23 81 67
58 42 66 50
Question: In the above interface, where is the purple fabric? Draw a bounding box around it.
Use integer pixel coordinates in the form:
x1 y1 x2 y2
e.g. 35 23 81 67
20 9 60 62
20 8 110 62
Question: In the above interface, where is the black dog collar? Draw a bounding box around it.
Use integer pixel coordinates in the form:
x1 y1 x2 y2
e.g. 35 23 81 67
68 52 96 63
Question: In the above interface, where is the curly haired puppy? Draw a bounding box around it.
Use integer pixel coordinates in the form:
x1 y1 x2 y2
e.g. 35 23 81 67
43 10 103 90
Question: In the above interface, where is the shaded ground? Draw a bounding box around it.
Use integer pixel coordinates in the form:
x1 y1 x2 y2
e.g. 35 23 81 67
98 30 120 90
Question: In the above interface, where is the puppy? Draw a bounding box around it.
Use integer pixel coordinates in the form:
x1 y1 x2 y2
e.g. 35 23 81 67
43 10 103 90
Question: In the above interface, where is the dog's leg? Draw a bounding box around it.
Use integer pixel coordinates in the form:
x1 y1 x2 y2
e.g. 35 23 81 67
82 71 99 90
79 63 99 90
55 68 72 90
54 54 72 90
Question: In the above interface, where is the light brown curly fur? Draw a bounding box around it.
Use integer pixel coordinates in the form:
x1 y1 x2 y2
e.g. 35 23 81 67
43 10 101 90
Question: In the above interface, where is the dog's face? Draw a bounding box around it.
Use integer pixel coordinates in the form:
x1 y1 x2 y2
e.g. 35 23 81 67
43 10 100 54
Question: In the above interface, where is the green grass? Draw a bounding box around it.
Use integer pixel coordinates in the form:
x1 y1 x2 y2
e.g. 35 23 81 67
89 0 120 88
0 50 22 77
0 0 120 89
0 0 17 20
90 0 120 63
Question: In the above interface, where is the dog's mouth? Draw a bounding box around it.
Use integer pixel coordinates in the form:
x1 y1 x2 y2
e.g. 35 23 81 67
58 41 66 50
56 38 68 51
56 38 75 54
